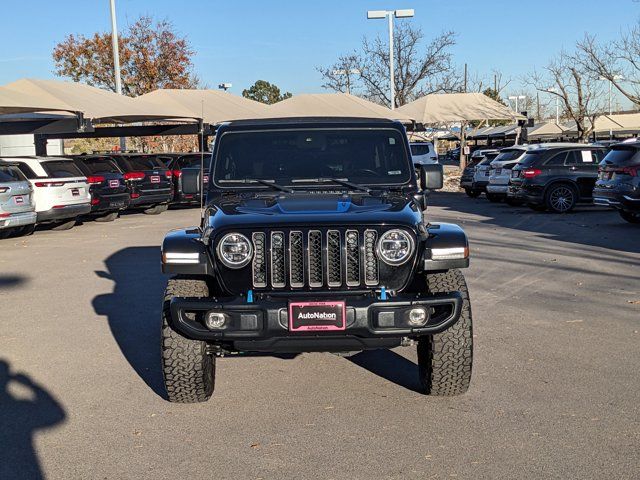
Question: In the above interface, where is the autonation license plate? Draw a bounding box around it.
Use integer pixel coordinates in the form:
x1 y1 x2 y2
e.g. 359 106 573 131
289 301 346 332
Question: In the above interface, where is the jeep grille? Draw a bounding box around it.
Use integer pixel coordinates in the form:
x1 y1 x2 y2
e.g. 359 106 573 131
250 228 379 289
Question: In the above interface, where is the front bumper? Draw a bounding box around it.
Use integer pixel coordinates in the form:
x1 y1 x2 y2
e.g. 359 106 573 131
168 293 463 353
0 210 37 229
36 203 91 223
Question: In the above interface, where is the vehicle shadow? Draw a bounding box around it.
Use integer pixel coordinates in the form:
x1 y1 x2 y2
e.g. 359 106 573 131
429 191 640 255
92 246 167 399
0 274 28 290
347 349 423 393
0 359 66 480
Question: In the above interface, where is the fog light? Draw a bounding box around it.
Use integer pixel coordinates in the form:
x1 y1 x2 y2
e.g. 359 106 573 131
205 312 227 329
408 307 428 326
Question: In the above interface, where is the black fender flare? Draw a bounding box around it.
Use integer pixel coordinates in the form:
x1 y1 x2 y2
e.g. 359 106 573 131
161 227 213 276
421 222 470 271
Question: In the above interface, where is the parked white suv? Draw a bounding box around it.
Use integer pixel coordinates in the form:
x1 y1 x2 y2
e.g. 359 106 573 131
1 157 91 230
470 149 500 197
487 146 529 204
0 162 36 238
410 142 438 165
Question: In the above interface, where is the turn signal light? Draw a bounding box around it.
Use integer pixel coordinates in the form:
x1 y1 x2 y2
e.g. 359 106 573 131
165 170 172 179
523 168 542 179
621 165 639 177
172 169 182 178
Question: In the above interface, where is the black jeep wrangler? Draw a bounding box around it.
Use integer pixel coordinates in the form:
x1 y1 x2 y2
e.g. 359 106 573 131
160 118 473 403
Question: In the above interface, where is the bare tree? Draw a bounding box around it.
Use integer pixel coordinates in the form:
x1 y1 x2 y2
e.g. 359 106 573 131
318 24 457 107
576 24 640 106
526 52 605 141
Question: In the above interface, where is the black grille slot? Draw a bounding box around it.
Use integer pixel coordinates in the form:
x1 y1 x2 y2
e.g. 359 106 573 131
345 230 360 286
308 230 323 287
289 231 304 288
252 232 266 287
364 229 379 285
250 228 379 289
270 232 286 288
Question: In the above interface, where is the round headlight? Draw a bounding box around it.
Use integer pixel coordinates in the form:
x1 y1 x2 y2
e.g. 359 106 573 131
216 233 253 268
376 229 415 266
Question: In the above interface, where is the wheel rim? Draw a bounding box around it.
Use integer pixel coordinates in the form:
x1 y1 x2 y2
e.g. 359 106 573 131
550 186 573 212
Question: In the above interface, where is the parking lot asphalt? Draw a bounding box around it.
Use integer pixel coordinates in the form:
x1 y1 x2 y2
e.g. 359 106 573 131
0 194 638 480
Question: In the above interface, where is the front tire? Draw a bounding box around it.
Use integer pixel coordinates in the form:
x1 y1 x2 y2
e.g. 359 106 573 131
417 269 473 396
161 277 215 403
620 210 640 223
464 188 481 198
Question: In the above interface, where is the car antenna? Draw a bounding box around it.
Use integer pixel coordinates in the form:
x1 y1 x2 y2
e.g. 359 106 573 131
200 100 205 220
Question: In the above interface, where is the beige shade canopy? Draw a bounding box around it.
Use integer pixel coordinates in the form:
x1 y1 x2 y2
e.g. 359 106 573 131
2 79 198 124
396 92 525 124
527 121 570 139
0 85 79 115
593 113 640 134
137 89 270 125
267 93 414 123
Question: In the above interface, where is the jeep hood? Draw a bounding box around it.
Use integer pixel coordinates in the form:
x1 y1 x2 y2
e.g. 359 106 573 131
207 194 422 229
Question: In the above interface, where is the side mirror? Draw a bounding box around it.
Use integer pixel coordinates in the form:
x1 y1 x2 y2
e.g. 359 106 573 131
181 168 203 195
419 163 444 190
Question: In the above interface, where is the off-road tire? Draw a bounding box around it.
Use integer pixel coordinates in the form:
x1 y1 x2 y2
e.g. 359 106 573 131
144 204 169 215
94 211 119 222
619 210 640 224
464 188 481 198
51 219 76 231
417 269 473 396
161 277 215 403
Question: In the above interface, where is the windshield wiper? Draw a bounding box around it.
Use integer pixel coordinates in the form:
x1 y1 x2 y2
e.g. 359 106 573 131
219 178 294 193
292 177 371 193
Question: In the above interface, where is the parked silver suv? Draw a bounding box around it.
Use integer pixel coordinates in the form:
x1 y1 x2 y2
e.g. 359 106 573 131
0 162 37 238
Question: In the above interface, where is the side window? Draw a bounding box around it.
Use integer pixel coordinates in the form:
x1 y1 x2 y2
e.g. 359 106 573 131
545 152 567 166
563 151 579 166
572 150 598 166
15 162 38 179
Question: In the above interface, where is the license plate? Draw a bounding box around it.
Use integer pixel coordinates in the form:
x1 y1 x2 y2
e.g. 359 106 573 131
111 200 125 208
71 188 79 196
109 179 120 188
14 196 24 204
203 175 209 183
289 301 346 331
512 170 519 178
150 176 161 184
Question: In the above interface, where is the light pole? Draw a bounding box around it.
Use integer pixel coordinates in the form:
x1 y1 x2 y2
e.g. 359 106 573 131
332 69 361 94
366 9 414 109
547 88 560 125
508 95 526 115
109 0 126 151
599 75 624 139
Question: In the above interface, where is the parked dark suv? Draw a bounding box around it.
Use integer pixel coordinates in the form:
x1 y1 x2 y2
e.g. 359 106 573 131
508 144 607 213
165 153 211 206
109 154 173 215
73 155 130 222
593 142 640 223
160 118 473 403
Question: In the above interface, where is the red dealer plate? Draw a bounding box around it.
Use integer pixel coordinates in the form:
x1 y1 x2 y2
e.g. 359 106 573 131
289 301 346 332
150 176 161 184
109 179 120 188
14 196 24 204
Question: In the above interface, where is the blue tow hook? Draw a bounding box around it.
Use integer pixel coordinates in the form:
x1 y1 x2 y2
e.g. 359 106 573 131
247 289 254 303
380 287 387 301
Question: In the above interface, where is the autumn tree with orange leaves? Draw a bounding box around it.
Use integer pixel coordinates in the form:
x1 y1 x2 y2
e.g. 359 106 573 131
53 15 198 97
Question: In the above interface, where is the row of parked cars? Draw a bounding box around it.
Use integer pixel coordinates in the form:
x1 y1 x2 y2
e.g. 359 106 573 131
459 141 640 223
0 152 211 238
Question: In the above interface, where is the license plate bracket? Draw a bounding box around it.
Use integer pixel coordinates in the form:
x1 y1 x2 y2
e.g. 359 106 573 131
289 301 346 332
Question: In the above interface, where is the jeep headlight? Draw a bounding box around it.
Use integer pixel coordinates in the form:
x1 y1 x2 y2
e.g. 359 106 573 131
376 229 415 266
216 233 253 268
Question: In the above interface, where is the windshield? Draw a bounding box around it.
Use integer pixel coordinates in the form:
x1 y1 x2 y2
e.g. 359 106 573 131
602 147 640 167
213 128 411 186
410 143 432 156
493 149 525 162
517 150 546 167
120 155 167 171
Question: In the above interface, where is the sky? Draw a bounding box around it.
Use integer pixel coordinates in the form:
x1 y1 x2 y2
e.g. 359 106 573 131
0 0 638 108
